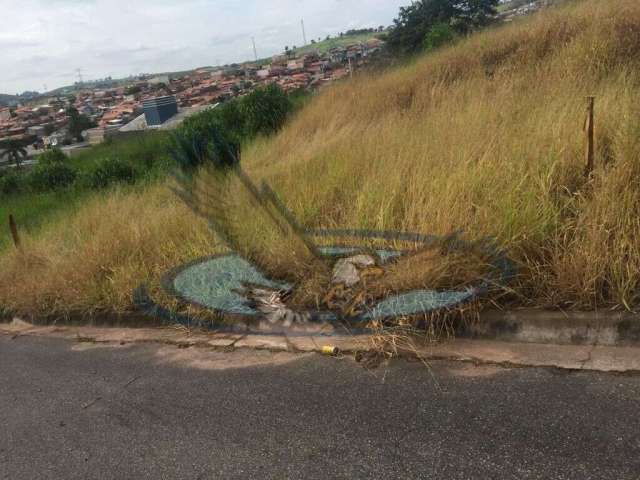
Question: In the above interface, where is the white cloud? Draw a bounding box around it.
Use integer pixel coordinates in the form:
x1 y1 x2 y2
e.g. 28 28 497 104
0 0 409 94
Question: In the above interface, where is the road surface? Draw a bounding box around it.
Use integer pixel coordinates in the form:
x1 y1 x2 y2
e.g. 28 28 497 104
1 335 639 479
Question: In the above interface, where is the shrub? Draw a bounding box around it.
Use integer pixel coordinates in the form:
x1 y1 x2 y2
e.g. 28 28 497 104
38 148 67 166
240 84 293 137
177 102 244 164
423 23 456 51
29 162 77 192
176 85 294 165
0 171 24 195
87 157 138 189
179 101 244 144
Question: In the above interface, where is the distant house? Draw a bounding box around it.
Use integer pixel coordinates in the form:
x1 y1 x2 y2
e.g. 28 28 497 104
287 60 305 72
0 108 10 122
257 68 271 79
27 125 46 138
271 54 288 66
148 75 170 85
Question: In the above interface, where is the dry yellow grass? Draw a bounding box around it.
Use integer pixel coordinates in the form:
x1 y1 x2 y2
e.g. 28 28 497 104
0 185 214 315
2 0 640 315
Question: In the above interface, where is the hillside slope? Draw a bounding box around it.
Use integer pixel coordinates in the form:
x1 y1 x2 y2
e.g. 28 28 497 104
1 0 640 315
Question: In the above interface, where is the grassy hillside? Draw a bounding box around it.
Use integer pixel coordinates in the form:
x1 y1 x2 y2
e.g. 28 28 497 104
295 31 382 55
2 0 640 316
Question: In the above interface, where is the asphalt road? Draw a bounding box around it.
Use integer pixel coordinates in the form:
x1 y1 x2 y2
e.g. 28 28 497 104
1 335 639 479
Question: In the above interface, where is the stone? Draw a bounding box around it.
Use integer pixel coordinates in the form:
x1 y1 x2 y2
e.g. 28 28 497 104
331 254 377 287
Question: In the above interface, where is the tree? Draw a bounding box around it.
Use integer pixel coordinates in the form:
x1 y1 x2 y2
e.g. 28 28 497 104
66 107 95 142
423 22 456 51
0 138 28 169
387 0 498 54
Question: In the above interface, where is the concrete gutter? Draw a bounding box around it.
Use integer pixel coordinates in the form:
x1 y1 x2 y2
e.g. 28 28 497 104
2 319 640 373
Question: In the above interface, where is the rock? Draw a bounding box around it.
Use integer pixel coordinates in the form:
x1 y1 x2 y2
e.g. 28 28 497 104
332 254 377 287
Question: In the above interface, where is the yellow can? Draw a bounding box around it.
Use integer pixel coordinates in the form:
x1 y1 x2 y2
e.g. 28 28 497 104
321 345 339 356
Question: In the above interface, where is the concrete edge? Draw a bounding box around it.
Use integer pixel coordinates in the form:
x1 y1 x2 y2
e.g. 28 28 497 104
2 320 640 373
2 308 639 346
459 309 640 346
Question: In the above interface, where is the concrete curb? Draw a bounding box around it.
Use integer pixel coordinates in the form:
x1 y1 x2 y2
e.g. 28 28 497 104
2 320 640 373
459 310 640 346
2 308 639 346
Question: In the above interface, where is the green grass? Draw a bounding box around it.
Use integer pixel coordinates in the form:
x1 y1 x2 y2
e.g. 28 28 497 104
66 131 173 175
255 31 383 65
0 190 89 251
295 32 383 55
0 131 174 251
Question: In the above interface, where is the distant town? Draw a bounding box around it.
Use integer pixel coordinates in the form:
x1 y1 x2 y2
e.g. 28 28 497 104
0 0 549 161
0 34 386 157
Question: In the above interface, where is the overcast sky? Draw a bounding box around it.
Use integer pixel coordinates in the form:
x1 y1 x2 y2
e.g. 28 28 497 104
0 0 410 94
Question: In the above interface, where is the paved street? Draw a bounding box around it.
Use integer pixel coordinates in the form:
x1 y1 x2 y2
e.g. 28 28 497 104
1 335 640 479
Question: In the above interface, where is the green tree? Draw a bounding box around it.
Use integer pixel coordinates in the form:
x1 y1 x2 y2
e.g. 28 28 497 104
387 0 498 54
0 138 28 169
423 22 456 51
66 107 95 142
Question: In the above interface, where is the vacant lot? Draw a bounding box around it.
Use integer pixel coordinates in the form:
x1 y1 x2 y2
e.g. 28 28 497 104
1 0 639 316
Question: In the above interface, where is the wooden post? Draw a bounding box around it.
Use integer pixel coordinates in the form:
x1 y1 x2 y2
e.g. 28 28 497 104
8 214 20 249
585 96 595 176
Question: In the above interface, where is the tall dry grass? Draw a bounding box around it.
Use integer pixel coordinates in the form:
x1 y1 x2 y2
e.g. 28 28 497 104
1 0 640 315
0 186 214 315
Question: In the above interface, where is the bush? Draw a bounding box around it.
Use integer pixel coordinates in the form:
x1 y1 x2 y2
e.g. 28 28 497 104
179 101 243 143
87 157 138 189
38 148 67 166
423 23 456 51
176 84 294 163
177 102 244 166
240 84 293 137
29 162 77 192
0 171 24 195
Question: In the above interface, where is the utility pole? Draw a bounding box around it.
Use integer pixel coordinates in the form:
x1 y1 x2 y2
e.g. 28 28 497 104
301 18 307 46
251 37 258 62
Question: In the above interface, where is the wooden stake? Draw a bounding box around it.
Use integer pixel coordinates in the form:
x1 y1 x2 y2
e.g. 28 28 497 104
585 96 595 176
9 214 20 249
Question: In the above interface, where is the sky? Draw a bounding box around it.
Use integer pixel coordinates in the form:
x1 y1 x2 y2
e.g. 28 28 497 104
0 0 410 95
